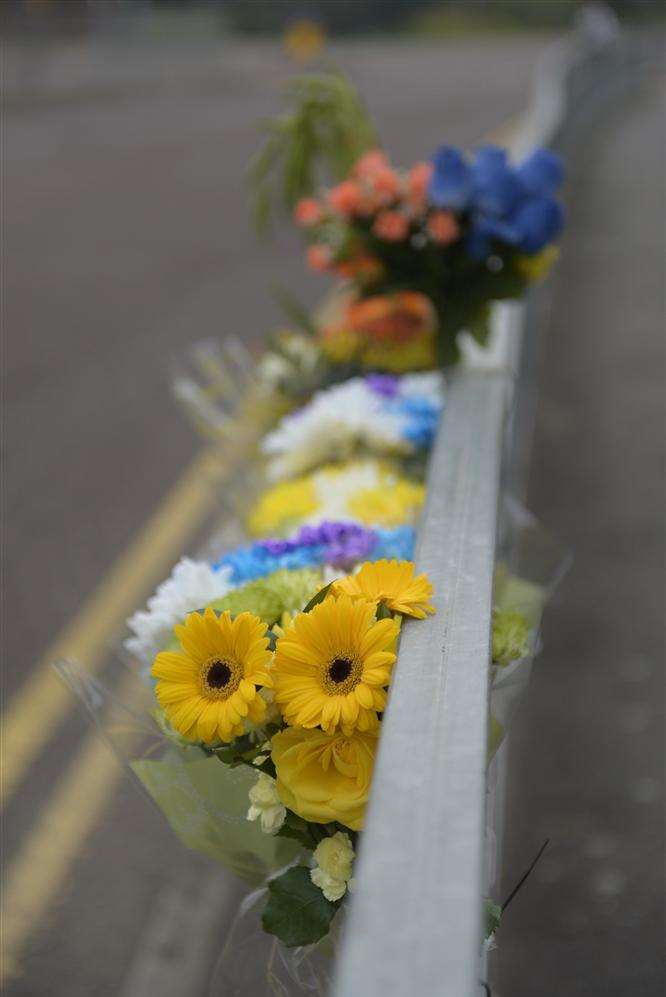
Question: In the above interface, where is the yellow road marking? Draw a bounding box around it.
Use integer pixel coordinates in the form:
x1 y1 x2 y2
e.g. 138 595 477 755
1 446 221 808
1 674 136 983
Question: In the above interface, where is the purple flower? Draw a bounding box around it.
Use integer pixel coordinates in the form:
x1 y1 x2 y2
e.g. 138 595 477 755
365 374 400 398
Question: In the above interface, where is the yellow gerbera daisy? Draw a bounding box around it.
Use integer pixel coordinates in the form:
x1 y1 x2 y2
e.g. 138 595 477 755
332 559 435 619
152 608 273 744
272 594 399 733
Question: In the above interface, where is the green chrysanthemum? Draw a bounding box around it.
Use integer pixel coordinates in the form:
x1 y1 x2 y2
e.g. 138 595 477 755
209 568 323 628
492 609 530 667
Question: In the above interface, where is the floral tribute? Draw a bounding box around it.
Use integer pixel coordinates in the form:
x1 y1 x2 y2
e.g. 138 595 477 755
72 71 560 961
295 144 563 365
141 558 434 945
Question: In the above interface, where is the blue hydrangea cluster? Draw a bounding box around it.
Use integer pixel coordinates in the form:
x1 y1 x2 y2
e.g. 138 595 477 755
214 521 415 585
429 145 565 260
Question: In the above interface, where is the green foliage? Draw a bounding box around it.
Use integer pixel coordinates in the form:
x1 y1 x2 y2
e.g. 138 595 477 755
211 726 280 778
484 899 502 938
301 581 334 614
249 72 378 233
262 866 340 946
492 608 530 667
487 713 505 765
271 284 319 338
275 811 319 850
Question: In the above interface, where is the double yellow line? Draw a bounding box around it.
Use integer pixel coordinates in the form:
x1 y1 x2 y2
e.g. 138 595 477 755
1 446 222 980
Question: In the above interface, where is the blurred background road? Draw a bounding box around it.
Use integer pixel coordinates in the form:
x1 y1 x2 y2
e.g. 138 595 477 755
2 2 663 995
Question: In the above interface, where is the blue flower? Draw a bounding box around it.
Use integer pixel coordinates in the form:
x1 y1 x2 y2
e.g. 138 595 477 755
509 196 565 253
517 149 564 196
391 396 440 449
471 146 524 218
371 526 416 562
466 215 520 261
429 146 474 211
428 142 565 259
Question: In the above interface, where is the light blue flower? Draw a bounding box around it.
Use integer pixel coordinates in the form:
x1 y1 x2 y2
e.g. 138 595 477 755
390 396 440 449
371 526 416 562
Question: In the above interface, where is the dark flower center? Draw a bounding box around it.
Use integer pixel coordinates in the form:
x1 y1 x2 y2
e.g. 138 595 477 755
206 660 232 689
329 658 353 684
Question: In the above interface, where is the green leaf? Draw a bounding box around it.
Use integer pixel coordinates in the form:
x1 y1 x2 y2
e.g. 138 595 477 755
275 812 316 849
375 601 394 620
248 70 378 235
467 304 491 347
262 866 340 947
253 756 277 780
271 284 318 338
213 733 257 767
301 581 334 614
484 899 502 938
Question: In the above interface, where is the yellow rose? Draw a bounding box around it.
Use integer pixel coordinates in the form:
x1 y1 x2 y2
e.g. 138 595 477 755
271 727 377 831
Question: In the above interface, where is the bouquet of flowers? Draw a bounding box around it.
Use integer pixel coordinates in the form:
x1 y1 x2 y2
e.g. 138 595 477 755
117 546 540 956
295 143 563 366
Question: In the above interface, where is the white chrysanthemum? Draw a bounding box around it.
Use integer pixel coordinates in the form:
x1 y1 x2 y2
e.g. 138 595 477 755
307 459 383 523
310 831 355 902
247 773 286 835
124 558 234 671
397 371 444 402
261 378 410 482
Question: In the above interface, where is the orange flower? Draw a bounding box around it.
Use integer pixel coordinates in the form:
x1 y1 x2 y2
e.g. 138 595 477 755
319 291 438 371
294 198 324 227
372 210 409 242
335 253 384 283
407 161 433 214
352 149 390 179
306 244 332 272
368 166 402 207
427 210 460 246
327 180 365 217
345 291 436 344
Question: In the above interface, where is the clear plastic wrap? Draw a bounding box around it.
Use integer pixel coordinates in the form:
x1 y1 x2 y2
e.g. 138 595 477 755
55 660 303 888
489 499 571 758
209 887 343 996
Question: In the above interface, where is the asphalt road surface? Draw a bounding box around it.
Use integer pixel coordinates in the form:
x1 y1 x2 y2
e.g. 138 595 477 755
494 76 665 997
4 32 551 997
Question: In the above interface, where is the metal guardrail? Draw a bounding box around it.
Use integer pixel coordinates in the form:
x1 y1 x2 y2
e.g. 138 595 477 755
332 30 647 997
